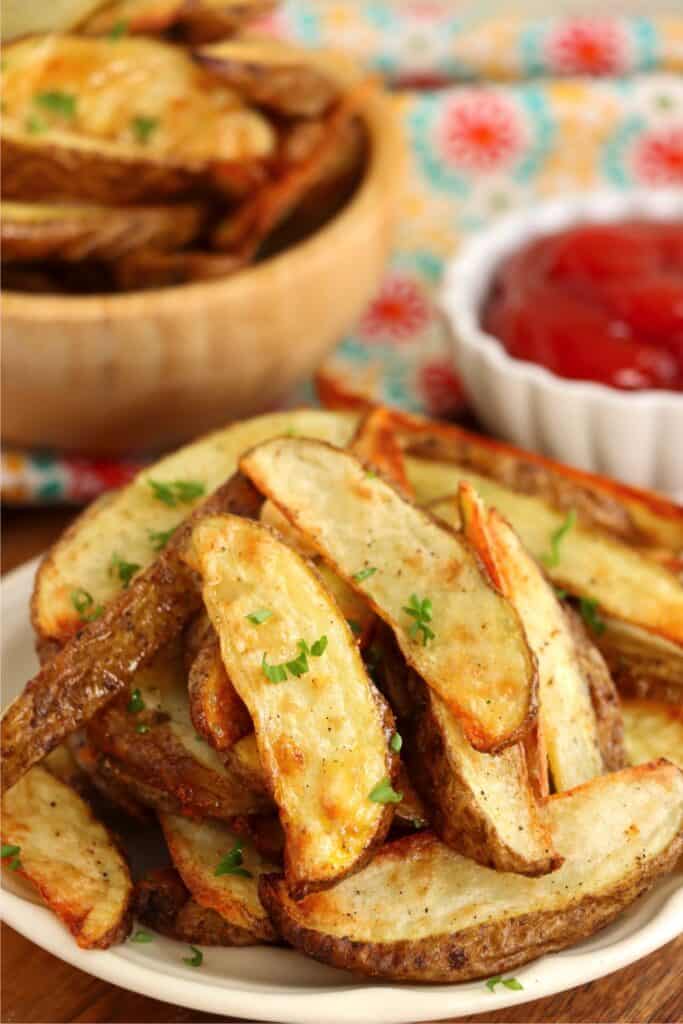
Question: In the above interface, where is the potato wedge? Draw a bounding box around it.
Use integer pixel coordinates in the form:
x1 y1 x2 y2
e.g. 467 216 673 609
196 38 340 117
87 642 268 819
160 813 277 942
622 700 683 769
350 407 414 499
1 766 133 948
2 0 104 40
1 472 262 794
135 866 268 945
459 484 604 792
372 629 556 874
32 410 355 648
240 437 537 753
189 634 252 754
112 248 250 290
2 35 275 203
187 514 396 897
261 761 683 982
599 620 683 704
1 200 203 264
80 0 275 41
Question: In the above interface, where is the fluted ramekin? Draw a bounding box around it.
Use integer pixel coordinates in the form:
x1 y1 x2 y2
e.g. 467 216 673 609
441 189 683 496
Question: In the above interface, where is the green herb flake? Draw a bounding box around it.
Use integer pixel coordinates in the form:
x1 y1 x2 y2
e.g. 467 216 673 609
310 635 328 657
389 731 402 753
127 688 145 714
542 509 576 568
215 840 252 878
369 777 403 804
108 19 128 39
148 527 175 551
246 608 272 625
262 654 288 683
183 945 203 968
352 566 377 583
131 115 159 145
130 929 153 943
402 593 435 645
70 588 104 623
110 552 141 589
35 90 76 118
1 844 21 871
486 975 523 992
262 636 327 683
579 596 605 635
148 478 204 507
25 114 46 134
135 723 150 735
553 586 569 600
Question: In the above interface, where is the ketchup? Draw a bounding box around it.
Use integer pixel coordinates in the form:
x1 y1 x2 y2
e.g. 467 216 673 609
483 221 683 391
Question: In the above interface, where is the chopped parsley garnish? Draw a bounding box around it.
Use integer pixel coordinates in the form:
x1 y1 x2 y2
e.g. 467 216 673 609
25 114 46 134
131 115 159 145
127 688 145 714
183 945 203 968
70 588 104 623
262 636 327 683
578 596 605 635
486 975 523 992
403 593 435 645
147 478 205 507
246 608 272 625
214 839 252 878
1 844 21 871
542 509 576 568
135 723 150 734
389 732 402 753
369 777 403 804
108 19 128 39
35 90 76 118
347 618 362 636
130 929 153 943
352 566 377 583
148 526 175 551
110 552 140 589
553 586 568 600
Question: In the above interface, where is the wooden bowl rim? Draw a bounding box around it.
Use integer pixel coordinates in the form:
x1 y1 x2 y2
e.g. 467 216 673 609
2 84 401 323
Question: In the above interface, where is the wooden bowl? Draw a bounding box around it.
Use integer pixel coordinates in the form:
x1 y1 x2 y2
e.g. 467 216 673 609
1 83 402 455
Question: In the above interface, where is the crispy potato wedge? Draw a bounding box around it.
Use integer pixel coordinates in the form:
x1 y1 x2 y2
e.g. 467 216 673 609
135 866 269 945
372 629 557 874
80 0 275 41
1 200 203 263
87 642 268 819
459 484 604 792
222 733 268 795
160 812 277 941
1 766 133 948
240 437 537 753
187 514 396 898
350 407 414 499
261 761 683 982
232 813 285 863
196 38 340 117
1 472 262 794
2 0 104 40
2 35 275 203
65 732 152 820
622 700 683 769
189 634 252 753
32 410 355 648
599 620 683 704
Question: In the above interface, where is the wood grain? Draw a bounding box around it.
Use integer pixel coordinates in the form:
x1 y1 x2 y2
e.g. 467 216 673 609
2 506 682 1024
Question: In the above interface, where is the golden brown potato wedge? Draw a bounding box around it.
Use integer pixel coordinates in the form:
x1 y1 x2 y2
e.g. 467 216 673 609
261 761 683 982
160 812 277 942
2 0 104 40
1 766 133 948
87 642 268 819
1 200 203 263
599 620 683 704
622 699 683 769
196 38 340 117
188 634 252 753
32 410 355 648
80 0 276 42
459 484 604 793
2 35 275 203
372 629 557 875
1 472 262 794
350 407 414 499
240 437 537 753
186 513 396 898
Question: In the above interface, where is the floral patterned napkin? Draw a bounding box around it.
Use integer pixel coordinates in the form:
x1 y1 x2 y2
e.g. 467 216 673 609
3 9 683 504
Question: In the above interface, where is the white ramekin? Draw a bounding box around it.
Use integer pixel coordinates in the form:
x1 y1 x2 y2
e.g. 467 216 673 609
441 189 683 496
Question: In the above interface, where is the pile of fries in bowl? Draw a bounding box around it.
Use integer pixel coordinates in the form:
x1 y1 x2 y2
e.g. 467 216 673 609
2 405 682 981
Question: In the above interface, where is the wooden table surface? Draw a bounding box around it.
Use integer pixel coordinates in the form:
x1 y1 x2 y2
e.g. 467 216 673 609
2 506 682 1024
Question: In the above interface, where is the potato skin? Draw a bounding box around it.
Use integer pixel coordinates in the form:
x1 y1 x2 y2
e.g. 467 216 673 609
260 824 683 983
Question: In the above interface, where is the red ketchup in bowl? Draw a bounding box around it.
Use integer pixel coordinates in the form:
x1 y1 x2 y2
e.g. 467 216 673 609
482 221 683 391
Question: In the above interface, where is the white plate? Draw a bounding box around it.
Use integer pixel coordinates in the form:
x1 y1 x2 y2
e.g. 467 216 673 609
2 558 682 1024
